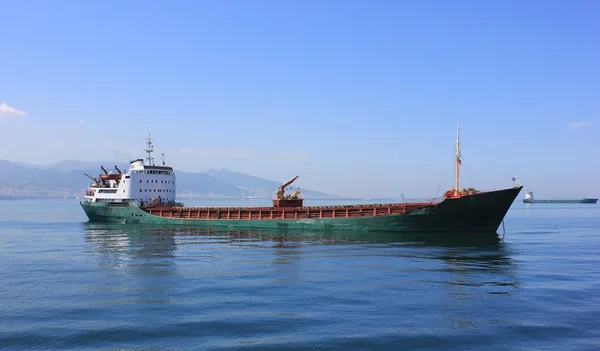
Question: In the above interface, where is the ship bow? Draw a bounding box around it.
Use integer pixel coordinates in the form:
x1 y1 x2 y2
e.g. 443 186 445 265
434 186 523 233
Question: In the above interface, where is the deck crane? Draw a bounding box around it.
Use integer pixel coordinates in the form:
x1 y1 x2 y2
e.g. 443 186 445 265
273 176 304 208
84 173 101 187
276 176 299 200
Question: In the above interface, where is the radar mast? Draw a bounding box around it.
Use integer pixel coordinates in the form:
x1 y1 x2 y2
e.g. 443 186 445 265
144 133 155 166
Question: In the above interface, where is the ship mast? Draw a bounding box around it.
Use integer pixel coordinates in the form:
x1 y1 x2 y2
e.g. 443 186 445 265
455 121 461 196
144 133 155 166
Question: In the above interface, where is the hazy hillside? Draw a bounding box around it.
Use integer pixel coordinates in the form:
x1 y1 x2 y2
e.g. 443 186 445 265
0 160 78 194
175 171 243 197
0 160 336 198
16 159 125 173
206 169 333 198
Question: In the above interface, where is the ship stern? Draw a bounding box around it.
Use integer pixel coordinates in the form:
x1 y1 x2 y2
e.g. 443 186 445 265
80 201 134 223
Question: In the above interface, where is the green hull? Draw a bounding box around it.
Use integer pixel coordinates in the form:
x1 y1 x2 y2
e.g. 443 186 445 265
81 186 522 234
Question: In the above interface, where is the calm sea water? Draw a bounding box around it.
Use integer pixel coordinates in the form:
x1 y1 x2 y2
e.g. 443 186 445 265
0 198 599 351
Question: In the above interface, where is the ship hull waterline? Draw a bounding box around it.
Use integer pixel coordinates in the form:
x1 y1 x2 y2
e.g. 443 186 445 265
523 198 598 204
81 186 522 234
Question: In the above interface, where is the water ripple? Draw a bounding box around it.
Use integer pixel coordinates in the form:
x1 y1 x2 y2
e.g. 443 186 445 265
1 200 599 350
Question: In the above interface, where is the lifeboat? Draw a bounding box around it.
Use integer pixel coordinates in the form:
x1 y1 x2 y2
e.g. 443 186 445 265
99 174 120 181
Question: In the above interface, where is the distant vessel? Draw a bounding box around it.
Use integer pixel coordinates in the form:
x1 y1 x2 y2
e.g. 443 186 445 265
80 125 522 234
522 190 598 204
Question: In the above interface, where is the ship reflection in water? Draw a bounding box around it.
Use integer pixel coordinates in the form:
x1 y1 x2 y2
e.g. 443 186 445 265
83 223 520 291
82 223 523 342
83 223 509 250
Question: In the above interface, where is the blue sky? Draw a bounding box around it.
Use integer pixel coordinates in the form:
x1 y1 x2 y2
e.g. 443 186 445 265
1 0 598 198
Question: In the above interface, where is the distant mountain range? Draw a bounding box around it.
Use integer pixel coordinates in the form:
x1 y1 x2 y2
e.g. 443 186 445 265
0 159 335 199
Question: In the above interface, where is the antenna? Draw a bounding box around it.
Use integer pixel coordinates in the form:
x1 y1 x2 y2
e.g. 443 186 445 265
144 133 155 166
163 145 170 167
455 121 461 196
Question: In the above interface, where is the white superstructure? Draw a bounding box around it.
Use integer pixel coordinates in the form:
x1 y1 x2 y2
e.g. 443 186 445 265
83 135 176 206
524 190 534 201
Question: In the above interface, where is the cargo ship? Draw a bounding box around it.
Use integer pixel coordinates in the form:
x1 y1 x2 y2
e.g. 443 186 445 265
522 190 598 204
80 123 523 233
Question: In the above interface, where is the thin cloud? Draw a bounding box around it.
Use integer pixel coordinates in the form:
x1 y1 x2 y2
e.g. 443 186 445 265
179 146 313 162
269 149 313 162
567 121 593 128
0 102 27 117
180 146 252 158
